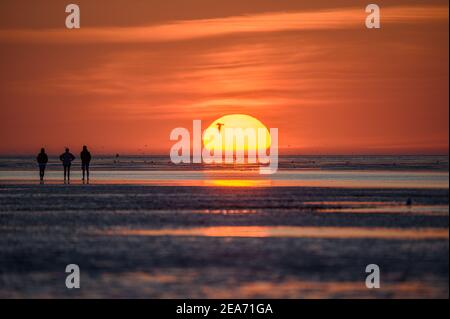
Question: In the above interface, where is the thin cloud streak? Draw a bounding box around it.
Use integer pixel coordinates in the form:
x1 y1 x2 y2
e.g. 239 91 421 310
0 5 447 44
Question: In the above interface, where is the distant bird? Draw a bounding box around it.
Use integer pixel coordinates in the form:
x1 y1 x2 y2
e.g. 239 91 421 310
216 123 224 132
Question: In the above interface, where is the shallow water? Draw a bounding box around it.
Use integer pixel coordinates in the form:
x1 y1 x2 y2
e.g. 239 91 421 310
318 204 449 215
102 226 449 240
0 169 448 188
1 155 448 171
0 155 448 298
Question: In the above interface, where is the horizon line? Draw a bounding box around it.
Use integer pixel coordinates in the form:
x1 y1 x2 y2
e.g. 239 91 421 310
0 153 448 157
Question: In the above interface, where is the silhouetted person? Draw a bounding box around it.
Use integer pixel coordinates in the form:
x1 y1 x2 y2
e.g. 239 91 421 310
36 148 48 182
80 145 92 182
59 148 75 183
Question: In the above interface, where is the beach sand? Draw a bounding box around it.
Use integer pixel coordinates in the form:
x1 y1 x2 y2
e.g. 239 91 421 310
0 182 448 298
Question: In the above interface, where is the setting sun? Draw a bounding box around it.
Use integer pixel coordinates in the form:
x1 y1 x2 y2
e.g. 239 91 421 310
203 114 271 153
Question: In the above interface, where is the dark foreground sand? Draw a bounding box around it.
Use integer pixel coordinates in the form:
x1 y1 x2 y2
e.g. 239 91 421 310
0 184 448 298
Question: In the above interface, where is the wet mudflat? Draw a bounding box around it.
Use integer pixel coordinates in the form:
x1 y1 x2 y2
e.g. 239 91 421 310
0 184 448 298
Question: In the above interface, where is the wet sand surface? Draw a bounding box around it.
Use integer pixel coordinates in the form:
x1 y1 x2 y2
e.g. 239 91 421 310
0 184 448 298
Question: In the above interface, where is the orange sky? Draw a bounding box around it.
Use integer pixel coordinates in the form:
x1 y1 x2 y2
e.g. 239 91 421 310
0 0 448 155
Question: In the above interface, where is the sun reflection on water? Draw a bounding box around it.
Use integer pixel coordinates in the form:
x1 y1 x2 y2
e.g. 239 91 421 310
102 226 449 240
204 179 272 187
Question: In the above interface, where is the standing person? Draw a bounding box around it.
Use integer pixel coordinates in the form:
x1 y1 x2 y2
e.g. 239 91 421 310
59 148 75 183
80 145 92 182
36 148 48 182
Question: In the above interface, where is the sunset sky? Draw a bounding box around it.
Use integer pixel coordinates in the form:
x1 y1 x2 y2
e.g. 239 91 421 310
0 0 448 155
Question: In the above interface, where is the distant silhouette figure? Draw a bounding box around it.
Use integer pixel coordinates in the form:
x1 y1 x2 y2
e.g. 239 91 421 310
80 145 92 182
216 123 224 132
36 148 48 182
59 148 75 183
406 198 412 206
